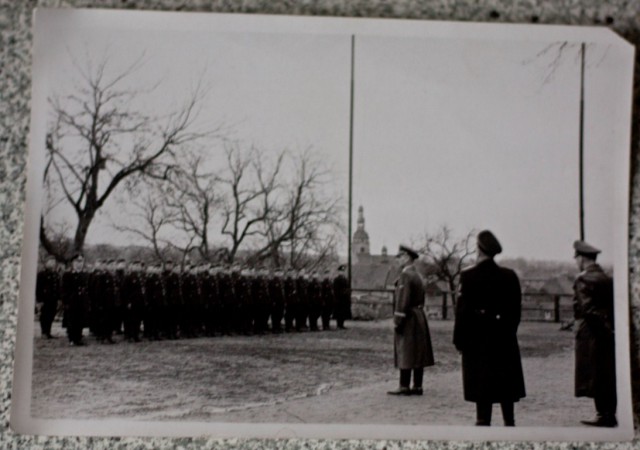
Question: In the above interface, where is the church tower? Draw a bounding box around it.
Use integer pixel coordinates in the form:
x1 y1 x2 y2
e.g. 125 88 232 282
352 205 370 257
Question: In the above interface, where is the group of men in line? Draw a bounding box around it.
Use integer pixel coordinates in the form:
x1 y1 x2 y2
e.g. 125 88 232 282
36 257 352 346
389 231 617 428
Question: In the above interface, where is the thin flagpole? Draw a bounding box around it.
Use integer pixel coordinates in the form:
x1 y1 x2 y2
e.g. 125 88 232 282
348 35 355 285
579 42 585 241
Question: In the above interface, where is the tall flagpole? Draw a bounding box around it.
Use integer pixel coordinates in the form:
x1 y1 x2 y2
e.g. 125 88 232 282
348 35 355 285
579 42 585 241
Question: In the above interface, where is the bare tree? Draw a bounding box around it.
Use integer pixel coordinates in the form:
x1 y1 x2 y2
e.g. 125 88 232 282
41 53 218 262
218 141 283 263
417 225 476 307
251 147 345 269
163 151 222 262
112 193 177 264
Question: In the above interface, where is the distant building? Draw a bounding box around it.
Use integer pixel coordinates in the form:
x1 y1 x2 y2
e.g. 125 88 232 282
351 206 398 291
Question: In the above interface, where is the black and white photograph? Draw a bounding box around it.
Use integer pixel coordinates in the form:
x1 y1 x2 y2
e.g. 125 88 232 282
11 8 635 441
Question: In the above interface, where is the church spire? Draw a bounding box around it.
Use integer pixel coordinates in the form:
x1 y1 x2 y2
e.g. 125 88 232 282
352 205 370 257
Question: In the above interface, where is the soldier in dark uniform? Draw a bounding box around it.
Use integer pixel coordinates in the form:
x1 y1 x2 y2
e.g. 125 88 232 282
321 269 335 331
162 261 181 339
217 266 234 335
144 263 164 340
36 257 60 339
388 245 434 396
453 231 525 426
61 255 90 346
295 270 309 331
573 240 617 427
200 264 218 336
269 270 285 333
180 264 199 338
87 261 99 337
240 268 255 335
333 265 351 329
112 259 127 335
89 260 116 344
283 269 297 332
251 268 269 334
307 272 322 331
122 261 145 342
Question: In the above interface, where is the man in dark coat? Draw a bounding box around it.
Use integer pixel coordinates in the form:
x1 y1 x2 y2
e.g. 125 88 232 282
283 269 298 332
61 255 90 346
122 261 145 342
453 230 525 426
268 270 285 333
388 245 435 396
89 260 115 344
321 270 335 331
36 257 60 339
143 263 164 341
572 240 617 427
162 261 181 339
333 265 351 329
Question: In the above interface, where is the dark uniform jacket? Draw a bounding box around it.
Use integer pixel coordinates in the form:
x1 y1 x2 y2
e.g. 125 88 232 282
332 273 352 320
453 258 525 403
36 268 60 306
393 265 434 369
573 263 615 399
61 270 90 327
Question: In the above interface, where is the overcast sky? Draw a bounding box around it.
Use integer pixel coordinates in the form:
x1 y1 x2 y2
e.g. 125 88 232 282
37 15 618 265
352 36 616 264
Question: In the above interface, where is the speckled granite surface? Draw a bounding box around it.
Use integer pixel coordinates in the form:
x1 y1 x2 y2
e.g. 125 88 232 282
1 0 639 448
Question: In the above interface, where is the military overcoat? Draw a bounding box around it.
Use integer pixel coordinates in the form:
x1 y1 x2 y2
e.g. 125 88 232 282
453 259 526 403
573 264 616 400
393 265 434 369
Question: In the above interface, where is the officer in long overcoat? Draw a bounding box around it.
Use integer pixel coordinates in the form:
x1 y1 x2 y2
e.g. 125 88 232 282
332 265 351 329
36 257 60 339
572 240 617 427
388 245 434 396
453 230 525 426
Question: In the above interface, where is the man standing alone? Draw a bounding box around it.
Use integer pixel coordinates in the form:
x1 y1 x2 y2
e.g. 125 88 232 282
573 240 617 427
387 245 434 396
453 230 525 426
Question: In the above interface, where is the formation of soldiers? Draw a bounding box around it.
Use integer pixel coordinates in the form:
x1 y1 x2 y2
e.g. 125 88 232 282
35 256 352 346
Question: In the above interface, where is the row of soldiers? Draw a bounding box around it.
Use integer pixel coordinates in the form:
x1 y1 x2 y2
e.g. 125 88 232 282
36 256 352 346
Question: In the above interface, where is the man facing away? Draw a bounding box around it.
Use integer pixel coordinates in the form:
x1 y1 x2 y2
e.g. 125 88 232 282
453 230 525 426
572 240 617 427
387 245 435 396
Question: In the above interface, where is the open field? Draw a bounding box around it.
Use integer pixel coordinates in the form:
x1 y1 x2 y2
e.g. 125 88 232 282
31 319 594 427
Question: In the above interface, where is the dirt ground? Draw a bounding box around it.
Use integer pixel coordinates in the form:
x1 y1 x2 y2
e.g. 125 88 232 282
31 319 595 427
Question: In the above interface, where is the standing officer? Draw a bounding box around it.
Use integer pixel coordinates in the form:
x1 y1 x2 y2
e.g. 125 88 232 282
295 270 309 331
453 230 525 426
388 245 434 396
307 271 322 331
89 260 115 344
36 257 60 339
573 240 617 427
217 266 234 335
144 263 164 340
112 259 127 336
269 269 285 333
122 261 145 342
333 265 351 329
61 255 90 346
320 269 335 331
162 260 181 339
283 269 297 332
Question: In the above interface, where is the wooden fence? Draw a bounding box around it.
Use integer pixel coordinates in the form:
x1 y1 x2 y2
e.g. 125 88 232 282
351 289 574 322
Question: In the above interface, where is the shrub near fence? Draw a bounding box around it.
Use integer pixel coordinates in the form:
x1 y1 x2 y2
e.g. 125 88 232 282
351 290 574 323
